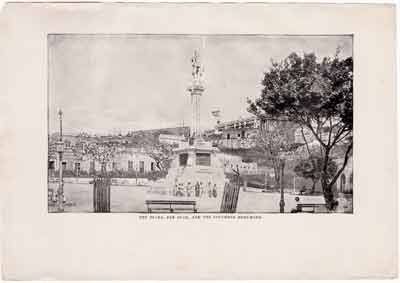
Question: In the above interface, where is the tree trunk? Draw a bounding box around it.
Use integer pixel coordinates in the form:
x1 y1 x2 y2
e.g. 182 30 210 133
311 180 316 195
273 162 280 190
280 160 285 189
320 147 336 210
322 182 336 210
324 142 353 210
101 162 107 177
279 160 285 213
91 160 96 178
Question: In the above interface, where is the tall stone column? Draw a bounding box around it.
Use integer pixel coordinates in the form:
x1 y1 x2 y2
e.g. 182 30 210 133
188 85 204 138
187 50 205 140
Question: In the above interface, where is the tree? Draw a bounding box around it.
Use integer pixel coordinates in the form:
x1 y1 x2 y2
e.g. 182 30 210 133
253 120 300 189
73 141 118 176
248 50 353 210
294 154 338 194
136 132 175 171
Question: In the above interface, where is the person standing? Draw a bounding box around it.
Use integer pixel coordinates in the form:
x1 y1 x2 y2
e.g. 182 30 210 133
212 184 218 198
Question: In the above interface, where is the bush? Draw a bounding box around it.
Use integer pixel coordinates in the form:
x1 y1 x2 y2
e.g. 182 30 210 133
144 170 168 181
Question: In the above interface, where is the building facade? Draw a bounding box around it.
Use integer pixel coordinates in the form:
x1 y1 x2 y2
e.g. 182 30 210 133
206 117 259 149
205 115 353 194
49 147 157 177
48 134 159 177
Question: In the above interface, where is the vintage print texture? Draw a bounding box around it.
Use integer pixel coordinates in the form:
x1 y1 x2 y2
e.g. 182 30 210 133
48 34 353 213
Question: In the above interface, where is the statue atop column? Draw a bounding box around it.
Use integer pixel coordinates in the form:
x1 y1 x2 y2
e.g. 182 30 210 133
187 49 205 140
191 50 204 86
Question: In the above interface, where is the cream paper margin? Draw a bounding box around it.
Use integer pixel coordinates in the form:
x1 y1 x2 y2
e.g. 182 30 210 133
0 3 397 280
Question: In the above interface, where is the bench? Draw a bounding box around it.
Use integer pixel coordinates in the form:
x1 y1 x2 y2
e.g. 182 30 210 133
146 200 197 213
294 203 327 213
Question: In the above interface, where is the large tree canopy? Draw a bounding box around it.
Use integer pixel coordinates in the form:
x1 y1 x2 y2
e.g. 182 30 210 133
249 52 353 131
248 51 353 209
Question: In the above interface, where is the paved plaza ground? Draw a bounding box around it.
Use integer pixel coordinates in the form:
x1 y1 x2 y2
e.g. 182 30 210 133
49 182 352 213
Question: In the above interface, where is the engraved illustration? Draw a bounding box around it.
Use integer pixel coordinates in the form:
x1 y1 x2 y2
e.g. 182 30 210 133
48 35 353 213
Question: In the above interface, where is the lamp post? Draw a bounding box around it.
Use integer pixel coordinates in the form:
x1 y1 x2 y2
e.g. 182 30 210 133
56 108 64 212
278 144 300 213
279 158 285 213
293 175 296 194
278 145 291 213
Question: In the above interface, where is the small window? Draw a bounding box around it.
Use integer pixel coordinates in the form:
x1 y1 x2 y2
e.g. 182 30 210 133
112 162 117 170
227 134 230 140
48 161 55 170
151 162 155 171
139 161 144 173
74 162 81 176
179 153 188 166
128 160 133 170
62 161 67 171
196 153 211 166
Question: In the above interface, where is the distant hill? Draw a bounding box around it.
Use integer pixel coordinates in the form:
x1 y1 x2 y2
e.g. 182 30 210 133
127 126 190 138
48 126 191 148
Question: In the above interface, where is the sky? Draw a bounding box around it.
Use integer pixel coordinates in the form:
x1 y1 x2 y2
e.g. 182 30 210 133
48 34 352 135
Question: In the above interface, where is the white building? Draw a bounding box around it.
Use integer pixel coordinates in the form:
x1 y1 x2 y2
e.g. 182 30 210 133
49 147 157 176
218 153 258 175
159 134 186 146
